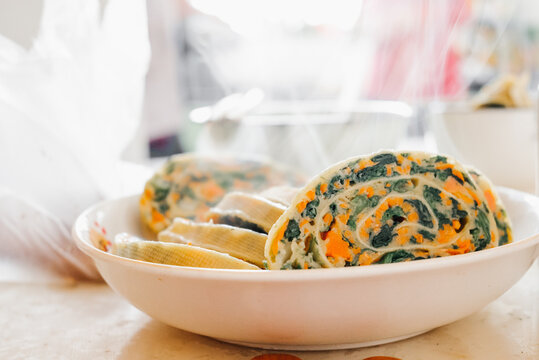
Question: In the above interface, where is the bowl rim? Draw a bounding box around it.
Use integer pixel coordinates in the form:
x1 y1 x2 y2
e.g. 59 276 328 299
72 187 539 282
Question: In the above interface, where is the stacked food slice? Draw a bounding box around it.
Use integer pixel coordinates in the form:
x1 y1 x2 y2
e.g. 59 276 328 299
112 233 259 270
265 151 513 270
139 154 306 233
158 217 268 267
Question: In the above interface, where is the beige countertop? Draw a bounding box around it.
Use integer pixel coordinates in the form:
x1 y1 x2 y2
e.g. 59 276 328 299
1 261 538 360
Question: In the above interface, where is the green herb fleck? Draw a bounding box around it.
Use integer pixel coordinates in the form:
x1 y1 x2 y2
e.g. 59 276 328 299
432 155 448 163
381 206 405 224
325 175 344 197
405 199 433 228
410 162 436 175
423 185 442 204
284 219 301 241
418 229 436 241
392 179 414 193
158 203 169 214
371 224 396 248
473 209 491 250
347 194 369 230
371 153 398 166
379 250 415 263
369 195 381 207
329 203 338 217
495 216 510 246
150 178 171 202
302 198 320 218
179 185 196 200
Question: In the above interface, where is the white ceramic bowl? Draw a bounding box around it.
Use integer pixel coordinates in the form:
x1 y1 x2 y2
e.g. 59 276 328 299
429 105 537 193
73 187 539 350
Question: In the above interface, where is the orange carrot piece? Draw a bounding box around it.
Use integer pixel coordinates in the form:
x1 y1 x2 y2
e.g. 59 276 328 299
337 213 350 225
435 163 454 170
144 188 153 198
151 210 165 223
323 213 333 225
484 189 496 212
320 183 328 193
170 192 180 203
452 169 465 182
408 212 419 222
201 181 225 201
359 252 374 265
296 200 307 213
397 227 409 236
438 224 456 244
271 220 289 257
325 229 351 260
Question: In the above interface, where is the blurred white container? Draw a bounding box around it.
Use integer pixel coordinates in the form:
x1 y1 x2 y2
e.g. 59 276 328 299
191 100 412 176
429 103 537 193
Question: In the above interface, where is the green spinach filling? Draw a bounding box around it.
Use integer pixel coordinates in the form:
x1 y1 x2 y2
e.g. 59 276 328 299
284 219 300 241
371 224 397 248
404 199 433 228
379 250 415 263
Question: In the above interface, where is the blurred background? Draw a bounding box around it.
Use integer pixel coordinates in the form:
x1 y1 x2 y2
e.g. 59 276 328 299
142 0 538 191
2 0 538 190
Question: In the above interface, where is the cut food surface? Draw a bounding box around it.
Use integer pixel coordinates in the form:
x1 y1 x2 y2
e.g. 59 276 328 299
158 217 267 268
265 151 513 270
112 233 260 270
204 192 287 234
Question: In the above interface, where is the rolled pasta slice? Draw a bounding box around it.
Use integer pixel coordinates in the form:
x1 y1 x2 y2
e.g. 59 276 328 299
140 153 306 233
265 151 511 270
112 233 260 270
204 192 286 233
158 218 267 267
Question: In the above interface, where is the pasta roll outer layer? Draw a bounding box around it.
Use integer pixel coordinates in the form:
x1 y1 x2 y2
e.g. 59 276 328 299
265 151 512 270
204 192 287 234
139 154 306 233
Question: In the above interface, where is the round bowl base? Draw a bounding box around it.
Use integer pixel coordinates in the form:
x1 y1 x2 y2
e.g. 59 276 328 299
215 329 430 351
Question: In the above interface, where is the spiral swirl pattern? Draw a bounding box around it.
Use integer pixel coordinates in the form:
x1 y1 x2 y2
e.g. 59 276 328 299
265 151 512 269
